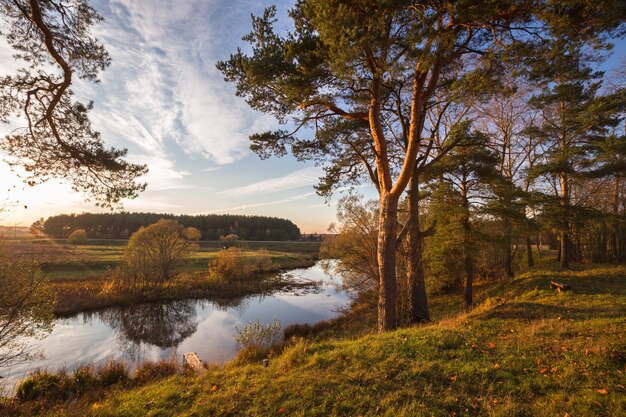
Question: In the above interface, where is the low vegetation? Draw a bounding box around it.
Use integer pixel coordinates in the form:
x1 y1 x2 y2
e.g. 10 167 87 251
9 359 180 414
2 263 623 416
66 229 88 245
0 235 319 316
208 247 273 281
0 252 53 367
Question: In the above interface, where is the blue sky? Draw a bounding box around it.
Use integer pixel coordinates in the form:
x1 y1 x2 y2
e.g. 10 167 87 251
0 0 353 233
0 0 623 233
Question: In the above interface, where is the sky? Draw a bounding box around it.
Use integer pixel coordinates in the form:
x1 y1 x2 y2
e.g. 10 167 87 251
0 0 355 233
0 0 624 233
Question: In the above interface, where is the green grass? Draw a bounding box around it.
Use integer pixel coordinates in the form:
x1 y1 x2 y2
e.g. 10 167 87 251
4 263 624 416
2 239 319 280
0 238 320 315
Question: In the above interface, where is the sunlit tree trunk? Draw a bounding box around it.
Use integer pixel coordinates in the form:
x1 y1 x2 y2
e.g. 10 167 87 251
377 194 399 332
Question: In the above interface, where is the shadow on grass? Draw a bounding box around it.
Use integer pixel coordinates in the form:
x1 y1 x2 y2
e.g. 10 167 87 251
482 301 624 321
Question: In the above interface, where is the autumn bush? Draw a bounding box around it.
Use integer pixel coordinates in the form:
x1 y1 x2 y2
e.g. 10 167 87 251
117 219 200 288
67 229 88 245
208 247 273 281
0 250 53 367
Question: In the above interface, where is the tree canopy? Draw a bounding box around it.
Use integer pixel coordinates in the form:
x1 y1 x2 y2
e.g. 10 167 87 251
0 0 147 206
219 0 624 331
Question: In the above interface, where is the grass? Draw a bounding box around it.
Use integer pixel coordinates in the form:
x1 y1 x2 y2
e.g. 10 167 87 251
3 263 624 416
51 264 317 316
0 238 319 315
3 238 319 281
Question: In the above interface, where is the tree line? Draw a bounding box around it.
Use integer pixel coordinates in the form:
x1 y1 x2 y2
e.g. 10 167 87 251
38 212 301 241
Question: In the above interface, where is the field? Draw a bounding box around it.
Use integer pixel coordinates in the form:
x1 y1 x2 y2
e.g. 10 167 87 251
0 237 321 315
1 263 623 416
1 238 320 281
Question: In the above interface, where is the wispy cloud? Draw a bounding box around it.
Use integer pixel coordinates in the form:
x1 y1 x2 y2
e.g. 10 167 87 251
218 167 322 197
75 0 277 166
0 0 340 233
198 191 317 214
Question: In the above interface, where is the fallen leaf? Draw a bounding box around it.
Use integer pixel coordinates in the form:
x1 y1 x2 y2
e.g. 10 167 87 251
597 388 608 395
278 407 285 413
539 366 549 374
449 375 458 382
494 363 501 369
487 342 496 349
210 385 218 392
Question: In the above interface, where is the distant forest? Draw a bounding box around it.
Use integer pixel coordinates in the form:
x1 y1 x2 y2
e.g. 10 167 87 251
40 213 301 241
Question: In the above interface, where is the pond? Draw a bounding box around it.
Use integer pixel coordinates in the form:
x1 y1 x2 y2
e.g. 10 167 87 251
0 262 348 395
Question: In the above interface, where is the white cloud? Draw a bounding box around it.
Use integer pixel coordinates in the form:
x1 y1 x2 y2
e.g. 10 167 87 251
199 191 317 214
218 166 322 197
76 0 277 166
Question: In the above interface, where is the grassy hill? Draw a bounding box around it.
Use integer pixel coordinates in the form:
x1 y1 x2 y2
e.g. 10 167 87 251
5 264 625 416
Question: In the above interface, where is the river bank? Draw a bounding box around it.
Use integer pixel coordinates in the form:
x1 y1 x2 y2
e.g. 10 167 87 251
50 257 317 316
1 262 349 397
3 263 624 416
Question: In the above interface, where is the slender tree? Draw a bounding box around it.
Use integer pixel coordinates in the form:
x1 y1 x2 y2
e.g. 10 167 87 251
427 121 500 309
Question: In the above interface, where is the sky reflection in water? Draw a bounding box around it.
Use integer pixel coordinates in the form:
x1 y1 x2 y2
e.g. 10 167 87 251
0 262 347 394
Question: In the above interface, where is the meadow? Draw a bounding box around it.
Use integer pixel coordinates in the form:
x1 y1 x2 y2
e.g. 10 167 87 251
3 262 624 416
3 238 320 280
1 237 320 315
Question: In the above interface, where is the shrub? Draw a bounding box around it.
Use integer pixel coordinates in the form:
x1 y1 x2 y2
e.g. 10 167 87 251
209 248 273 281
134 360 179 384
67 229 88 245
16 370 65 402
15 362 127 403
15 360 173 403
234 319 282 350
219 233 239 247
0 250 52 367
283 320 333 340
119 219 200 288
97 361 131 387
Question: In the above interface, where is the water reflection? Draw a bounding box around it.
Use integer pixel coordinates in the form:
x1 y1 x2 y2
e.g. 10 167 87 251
0 262 347 395
95 301 196 361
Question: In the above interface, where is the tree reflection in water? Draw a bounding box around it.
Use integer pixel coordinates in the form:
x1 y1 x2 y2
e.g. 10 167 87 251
99 300 198 361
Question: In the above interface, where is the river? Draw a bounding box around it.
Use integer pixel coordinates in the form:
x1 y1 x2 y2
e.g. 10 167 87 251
0 262 348 395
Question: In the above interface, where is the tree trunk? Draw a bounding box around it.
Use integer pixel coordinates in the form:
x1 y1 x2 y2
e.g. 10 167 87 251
461 186 474 310
559 230 570 269
463 235 474 311
406 171 430 323
559 171 570 269
377 193 399 332
526 236 534 267
503 218 513 279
